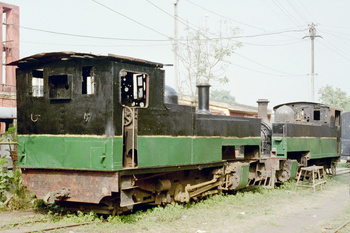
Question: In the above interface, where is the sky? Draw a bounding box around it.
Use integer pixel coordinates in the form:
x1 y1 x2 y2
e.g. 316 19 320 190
3 0 350 109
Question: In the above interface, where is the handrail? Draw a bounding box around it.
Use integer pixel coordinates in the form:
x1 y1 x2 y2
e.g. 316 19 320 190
0 142 17 145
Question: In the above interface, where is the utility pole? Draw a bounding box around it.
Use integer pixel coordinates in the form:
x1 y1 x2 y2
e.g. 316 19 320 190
304 23 321 102
173 0 179 94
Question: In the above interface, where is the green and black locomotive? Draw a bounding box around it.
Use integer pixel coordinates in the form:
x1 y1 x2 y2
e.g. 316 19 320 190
12 52 341 214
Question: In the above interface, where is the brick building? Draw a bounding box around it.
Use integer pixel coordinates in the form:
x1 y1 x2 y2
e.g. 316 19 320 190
0 2 19 134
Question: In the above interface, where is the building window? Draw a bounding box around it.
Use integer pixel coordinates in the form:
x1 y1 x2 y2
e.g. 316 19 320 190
32 69 44 97
82 66 95 95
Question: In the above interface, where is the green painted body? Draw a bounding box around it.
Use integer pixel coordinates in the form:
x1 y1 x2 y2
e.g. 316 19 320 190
18 135 261 171
290 160 298 180
18 135 123 171
272 137 339 159
137 136 261 167
236 164 250 189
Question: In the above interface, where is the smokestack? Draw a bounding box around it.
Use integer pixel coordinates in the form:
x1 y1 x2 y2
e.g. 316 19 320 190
257 99 269 122
197 84 211 114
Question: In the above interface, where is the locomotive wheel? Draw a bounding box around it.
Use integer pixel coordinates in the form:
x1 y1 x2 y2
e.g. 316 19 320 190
277 169 291 182
124 107 133 126
331 163 337 176
174 184 184 202
174 184 189 202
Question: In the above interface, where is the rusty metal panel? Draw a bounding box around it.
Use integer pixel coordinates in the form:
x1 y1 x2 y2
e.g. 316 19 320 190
21 169 118 204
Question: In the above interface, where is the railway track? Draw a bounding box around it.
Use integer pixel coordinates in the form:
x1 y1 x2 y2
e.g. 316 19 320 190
1 219 94 233
331 219 350 233
24 222 93 233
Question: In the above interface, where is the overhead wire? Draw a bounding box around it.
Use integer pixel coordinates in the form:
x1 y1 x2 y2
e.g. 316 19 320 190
317 27 350 56
263 0 295 30
147 0 306 47
297 0 318 24
15 24 306 42
317 30 350 55
16 25 170 42
318 27 350 40
226 28 306 39
176 37 306 78
234 52 305 76
20 40 171 48
286 0 309 25
91 1 308 77
318 38 350 62
222 58 306 78
95 0 309 79
235 39 304 47
271 0 305 29
91 0 171 39
145 0 203 35
320 24 350 30
184 0 266 32
17 1 310 78
6 0 301 45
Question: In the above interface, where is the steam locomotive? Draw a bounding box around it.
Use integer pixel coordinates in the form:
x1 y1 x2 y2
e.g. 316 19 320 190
12 52 341 214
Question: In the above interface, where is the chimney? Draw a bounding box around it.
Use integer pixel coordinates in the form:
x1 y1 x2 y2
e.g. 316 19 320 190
197 84 211 114
257 99 269 122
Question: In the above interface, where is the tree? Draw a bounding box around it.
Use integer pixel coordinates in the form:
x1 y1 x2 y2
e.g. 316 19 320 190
175 22 241 97
318 85 350 111
210 89 236 103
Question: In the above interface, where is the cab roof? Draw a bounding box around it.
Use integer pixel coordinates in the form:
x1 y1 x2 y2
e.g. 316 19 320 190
8 51 164 68
273 101 342 111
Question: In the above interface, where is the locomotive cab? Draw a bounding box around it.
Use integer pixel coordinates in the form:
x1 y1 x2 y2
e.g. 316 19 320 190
272 102 341 173
274 102 341 126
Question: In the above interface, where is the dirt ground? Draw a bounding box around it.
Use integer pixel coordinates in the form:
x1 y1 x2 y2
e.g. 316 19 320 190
252 171 350 233
0 172 349 233
254 186 350 233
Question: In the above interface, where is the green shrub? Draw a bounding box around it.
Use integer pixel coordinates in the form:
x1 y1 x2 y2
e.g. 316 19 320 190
0 156 13 203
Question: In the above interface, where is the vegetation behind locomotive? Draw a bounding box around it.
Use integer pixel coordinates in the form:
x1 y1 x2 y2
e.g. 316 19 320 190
12 52 341 214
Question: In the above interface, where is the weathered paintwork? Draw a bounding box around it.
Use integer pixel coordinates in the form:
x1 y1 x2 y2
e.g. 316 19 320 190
273 137 338 158
272 123 339 159
236 163 250 189
290 160 298 179
21 169 119 204
17 135 123 170
18 134 261 170
137 136 261 167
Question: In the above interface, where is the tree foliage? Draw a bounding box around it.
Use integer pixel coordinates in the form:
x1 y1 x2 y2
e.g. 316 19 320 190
175 22 241 97
318 85 350 111
210 89 236 103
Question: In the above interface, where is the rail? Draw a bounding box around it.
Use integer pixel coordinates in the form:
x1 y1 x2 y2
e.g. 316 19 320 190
24 222 93 233
331 219 350 233
0 219 93 232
